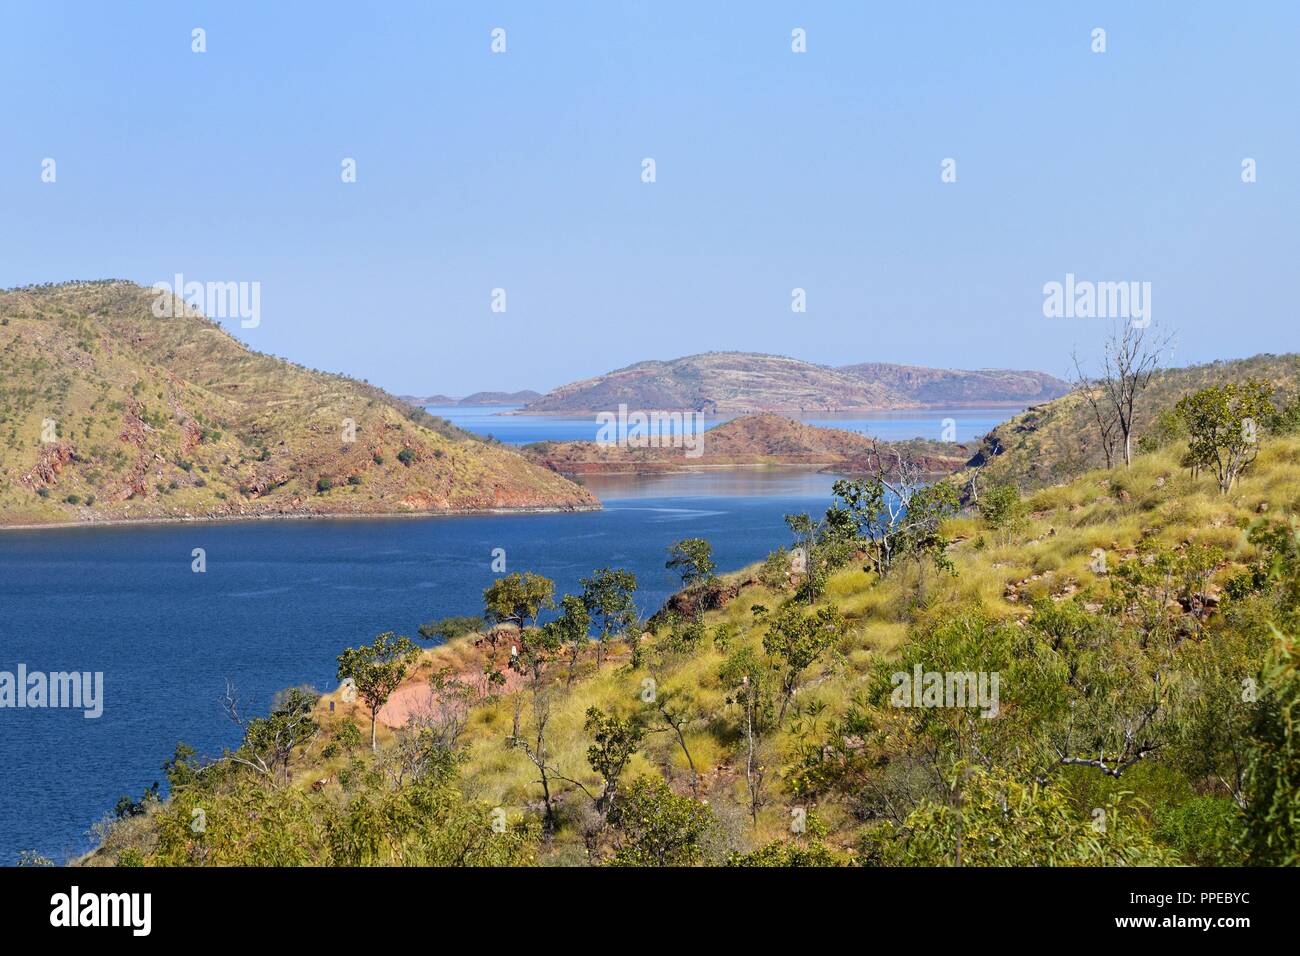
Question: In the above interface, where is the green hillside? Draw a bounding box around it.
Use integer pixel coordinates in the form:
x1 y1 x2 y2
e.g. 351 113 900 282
962 353 1300 490
84 413 1300 867
0 281 597 526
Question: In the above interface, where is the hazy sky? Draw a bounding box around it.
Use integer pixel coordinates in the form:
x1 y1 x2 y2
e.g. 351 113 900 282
2 2 1296 395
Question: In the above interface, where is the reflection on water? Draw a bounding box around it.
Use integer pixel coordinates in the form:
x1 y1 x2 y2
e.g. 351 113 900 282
580 466 841 501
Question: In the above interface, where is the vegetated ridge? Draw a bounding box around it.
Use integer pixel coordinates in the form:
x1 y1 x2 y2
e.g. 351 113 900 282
961 353 1300 491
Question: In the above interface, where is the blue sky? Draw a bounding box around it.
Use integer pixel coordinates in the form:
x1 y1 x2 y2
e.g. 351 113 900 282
2 2 1296 395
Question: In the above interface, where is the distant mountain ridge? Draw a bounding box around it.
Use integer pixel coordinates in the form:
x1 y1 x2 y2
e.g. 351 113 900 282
517 352 1068 414
839 362 1066 407
459 390 542 406
0 282 595 526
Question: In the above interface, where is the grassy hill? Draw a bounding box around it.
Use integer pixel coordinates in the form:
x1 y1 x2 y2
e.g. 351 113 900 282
83 417 1300 867
0 281 597 526
960 353 1300 491
519 351 1068 415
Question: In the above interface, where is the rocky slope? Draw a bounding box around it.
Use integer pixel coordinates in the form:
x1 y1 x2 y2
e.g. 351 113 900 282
839 362 1066 406
523 413 973 476
518 352 1068 414
0 281 597 526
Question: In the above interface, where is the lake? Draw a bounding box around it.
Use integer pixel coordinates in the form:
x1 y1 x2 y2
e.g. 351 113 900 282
0 408 1017 863
425 405 1010 445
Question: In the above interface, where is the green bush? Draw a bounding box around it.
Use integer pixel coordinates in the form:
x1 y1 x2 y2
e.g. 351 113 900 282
978 483 1023 536
608 778 713 867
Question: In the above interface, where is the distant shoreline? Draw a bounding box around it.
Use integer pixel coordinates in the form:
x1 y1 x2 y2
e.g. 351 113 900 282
0 503 603 533
561 461 962 478
500 401 1037 417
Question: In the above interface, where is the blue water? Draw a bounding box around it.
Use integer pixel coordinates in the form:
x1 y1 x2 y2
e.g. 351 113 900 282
0 403 1017 863
430 405 1012 446
0 468 857 864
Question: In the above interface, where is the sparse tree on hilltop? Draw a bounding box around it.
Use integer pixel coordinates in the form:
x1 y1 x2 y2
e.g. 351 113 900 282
1175 380 1275 493
336 632 420 750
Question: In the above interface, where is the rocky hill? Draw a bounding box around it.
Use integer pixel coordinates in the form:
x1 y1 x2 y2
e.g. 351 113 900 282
458 390 541 406
839 362 1066 406
397 393 458 406
0 282 597 526
517 352 1068 414
523 413 973 476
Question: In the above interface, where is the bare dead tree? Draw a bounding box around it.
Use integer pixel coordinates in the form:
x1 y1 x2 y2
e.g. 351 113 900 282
514 689 560 833
413 667 472 749
860 439 927 574
1095 323 1174 468
219 680 319 785
838 440 955 578
1071 348 1121 469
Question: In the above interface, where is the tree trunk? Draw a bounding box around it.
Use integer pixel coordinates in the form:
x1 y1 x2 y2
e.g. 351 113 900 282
540 773 554 831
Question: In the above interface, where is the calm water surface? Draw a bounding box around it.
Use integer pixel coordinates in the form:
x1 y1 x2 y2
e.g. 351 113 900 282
0 409 1016 863
0 471 843 862
428 405 1012 445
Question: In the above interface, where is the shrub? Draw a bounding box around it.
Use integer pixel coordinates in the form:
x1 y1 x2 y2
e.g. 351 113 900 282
608 778 713 867
1155 796 1244 865
758 547 791 590
417 615 484 642
978 483 1024 538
